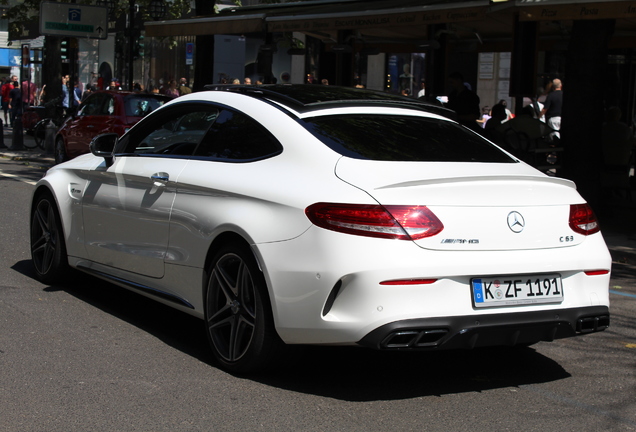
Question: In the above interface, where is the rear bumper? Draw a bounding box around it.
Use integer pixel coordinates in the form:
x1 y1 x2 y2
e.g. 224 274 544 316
357 306 609 350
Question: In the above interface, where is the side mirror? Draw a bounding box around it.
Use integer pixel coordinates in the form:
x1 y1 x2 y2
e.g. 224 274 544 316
90 133 118 167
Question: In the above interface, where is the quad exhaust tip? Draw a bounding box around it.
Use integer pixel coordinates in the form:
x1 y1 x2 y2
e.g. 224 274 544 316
381 329 449 349
376 314 609 350
577 315 610 333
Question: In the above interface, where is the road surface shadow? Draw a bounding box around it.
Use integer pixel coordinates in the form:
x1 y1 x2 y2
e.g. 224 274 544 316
0 158 50 182
15 259 572 402
254 344 570 402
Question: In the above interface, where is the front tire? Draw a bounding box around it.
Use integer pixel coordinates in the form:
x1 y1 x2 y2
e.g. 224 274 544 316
54 137 67 165
205 243 282 373
30 192 69 284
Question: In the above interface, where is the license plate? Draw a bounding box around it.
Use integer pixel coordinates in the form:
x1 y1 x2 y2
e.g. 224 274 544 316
471 274 563 308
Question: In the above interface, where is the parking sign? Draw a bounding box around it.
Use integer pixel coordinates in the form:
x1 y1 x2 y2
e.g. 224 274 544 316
40 2 108 39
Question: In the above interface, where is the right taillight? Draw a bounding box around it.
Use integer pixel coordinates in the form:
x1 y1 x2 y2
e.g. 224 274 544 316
569 204 600 235
305 203 444 240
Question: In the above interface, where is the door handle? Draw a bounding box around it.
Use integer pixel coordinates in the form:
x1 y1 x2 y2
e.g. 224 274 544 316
151 172 169 182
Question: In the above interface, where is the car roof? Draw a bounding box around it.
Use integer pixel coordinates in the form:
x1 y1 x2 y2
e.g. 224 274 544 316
89 90 172 100
203 84 456 120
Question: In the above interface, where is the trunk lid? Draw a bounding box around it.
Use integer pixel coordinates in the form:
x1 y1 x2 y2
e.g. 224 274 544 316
335 159 586 251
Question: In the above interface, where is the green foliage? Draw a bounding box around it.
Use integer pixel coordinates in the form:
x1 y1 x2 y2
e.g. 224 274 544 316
1 0 195 39
1 0 41 40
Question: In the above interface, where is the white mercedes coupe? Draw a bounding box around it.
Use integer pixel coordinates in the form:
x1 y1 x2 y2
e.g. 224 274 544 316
30 85 611 373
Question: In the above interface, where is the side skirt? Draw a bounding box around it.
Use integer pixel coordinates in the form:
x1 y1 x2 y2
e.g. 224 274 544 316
76 262 195 309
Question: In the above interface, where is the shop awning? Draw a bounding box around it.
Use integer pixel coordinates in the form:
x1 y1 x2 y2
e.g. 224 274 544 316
266 1 489 33
516 0 636 21
144 0 492 40
511 0 636 48
145 13 266 37
143 0 636 49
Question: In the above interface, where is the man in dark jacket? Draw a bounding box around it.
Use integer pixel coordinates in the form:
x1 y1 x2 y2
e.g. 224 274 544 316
8 81 22 128
447 72 481 131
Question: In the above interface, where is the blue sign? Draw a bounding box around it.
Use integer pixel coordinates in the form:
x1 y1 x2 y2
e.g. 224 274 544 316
186 43 194 65
69 8 81 21
0 48 22 67
473 279 484 303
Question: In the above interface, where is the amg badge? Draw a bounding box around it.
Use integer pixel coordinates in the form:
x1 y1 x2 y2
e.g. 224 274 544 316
441 239 480 244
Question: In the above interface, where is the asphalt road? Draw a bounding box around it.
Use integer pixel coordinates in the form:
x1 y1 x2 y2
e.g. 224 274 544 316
1 156 635 432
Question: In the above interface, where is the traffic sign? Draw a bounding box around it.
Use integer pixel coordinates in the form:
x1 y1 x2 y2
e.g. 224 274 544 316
186 43 194 65
39 2 108 39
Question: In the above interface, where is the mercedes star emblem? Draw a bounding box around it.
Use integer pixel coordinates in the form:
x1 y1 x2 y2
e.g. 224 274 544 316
507 211 525 233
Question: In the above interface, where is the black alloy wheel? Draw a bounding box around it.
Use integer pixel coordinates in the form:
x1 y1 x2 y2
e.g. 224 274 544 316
205 244 281 373
30 192 69 284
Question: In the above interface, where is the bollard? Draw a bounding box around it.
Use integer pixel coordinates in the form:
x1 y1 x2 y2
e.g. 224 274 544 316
45 119 56 154
10 114 24 150
0 118 5 148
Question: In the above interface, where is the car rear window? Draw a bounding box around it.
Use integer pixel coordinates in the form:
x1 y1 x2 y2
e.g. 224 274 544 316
302 115 516 163
125 95 169 117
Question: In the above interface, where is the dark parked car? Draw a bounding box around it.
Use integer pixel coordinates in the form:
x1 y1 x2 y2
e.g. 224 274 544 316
54 90 171 164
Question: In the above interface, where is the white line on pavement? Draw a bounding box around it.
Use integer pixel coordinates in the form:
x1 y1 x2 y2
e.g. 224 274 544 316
0 169 37 185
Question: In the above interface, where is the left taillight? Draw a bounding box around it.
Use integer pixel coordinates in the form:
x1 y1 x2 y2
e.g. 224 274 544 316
569 203 600 235
305 203 444 240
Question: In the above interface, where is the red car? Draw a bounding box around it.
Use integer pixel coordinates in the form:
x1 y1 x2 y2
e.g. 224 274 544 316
55 90 171 164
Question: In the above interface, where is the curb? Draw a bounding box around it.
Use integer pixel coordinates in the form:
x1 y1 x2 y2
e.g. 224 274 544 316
0 150 55 165
1 129 54 165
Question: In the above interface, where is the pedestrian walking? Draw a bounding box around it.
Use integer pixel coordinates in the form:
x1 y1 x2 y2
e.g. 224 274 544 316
447 71 481 131
8 81 22 128
2 77 13 126
540 78 563 139
179 77 192 95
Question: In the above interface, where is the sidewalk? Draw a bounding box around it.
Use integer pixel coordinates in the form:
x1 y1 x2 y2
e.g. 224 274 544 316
0 126 55 166
0 125 634 267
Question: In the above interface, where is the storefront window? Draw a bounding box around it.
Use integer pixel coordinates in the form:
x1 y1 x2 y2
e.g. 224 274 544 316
386 53 426 97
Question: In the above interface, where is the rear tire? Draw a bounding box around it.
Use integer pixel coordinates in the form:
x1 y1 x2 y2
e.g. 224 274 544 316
33 120 47 149
204 243 283 373
22 121 41 149
30 192 69 284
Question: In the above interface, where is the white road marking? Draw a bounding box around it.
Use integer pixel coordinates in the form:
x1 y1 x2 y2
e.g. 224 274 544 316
0 169 37 185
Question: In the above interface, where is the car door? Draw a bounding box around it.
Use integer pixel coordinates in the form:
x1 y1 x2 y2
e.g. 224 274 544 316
166 108 286 268
81 103 219 278
65 93 114 159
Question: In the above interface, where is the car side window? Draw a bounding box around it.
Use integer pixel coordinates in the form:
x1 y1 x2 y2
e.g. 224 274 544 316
79 94 106 116
195 109 282 161
106 97 115 115
125 95 168 117
126 105 219 156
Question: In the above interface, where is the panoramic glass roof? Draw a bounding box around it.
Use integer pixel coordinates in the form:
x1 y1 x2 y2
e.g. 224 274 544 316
204 84 455 119
250 84 416 105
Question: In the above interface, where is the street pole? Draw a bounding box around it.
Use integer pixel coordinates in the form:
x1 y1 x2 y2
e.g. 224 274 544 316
128 0 135 90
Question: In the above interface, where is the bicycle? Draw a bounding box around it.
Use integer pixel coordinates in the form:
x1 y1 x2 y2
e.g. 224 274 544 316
24 97 65 150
